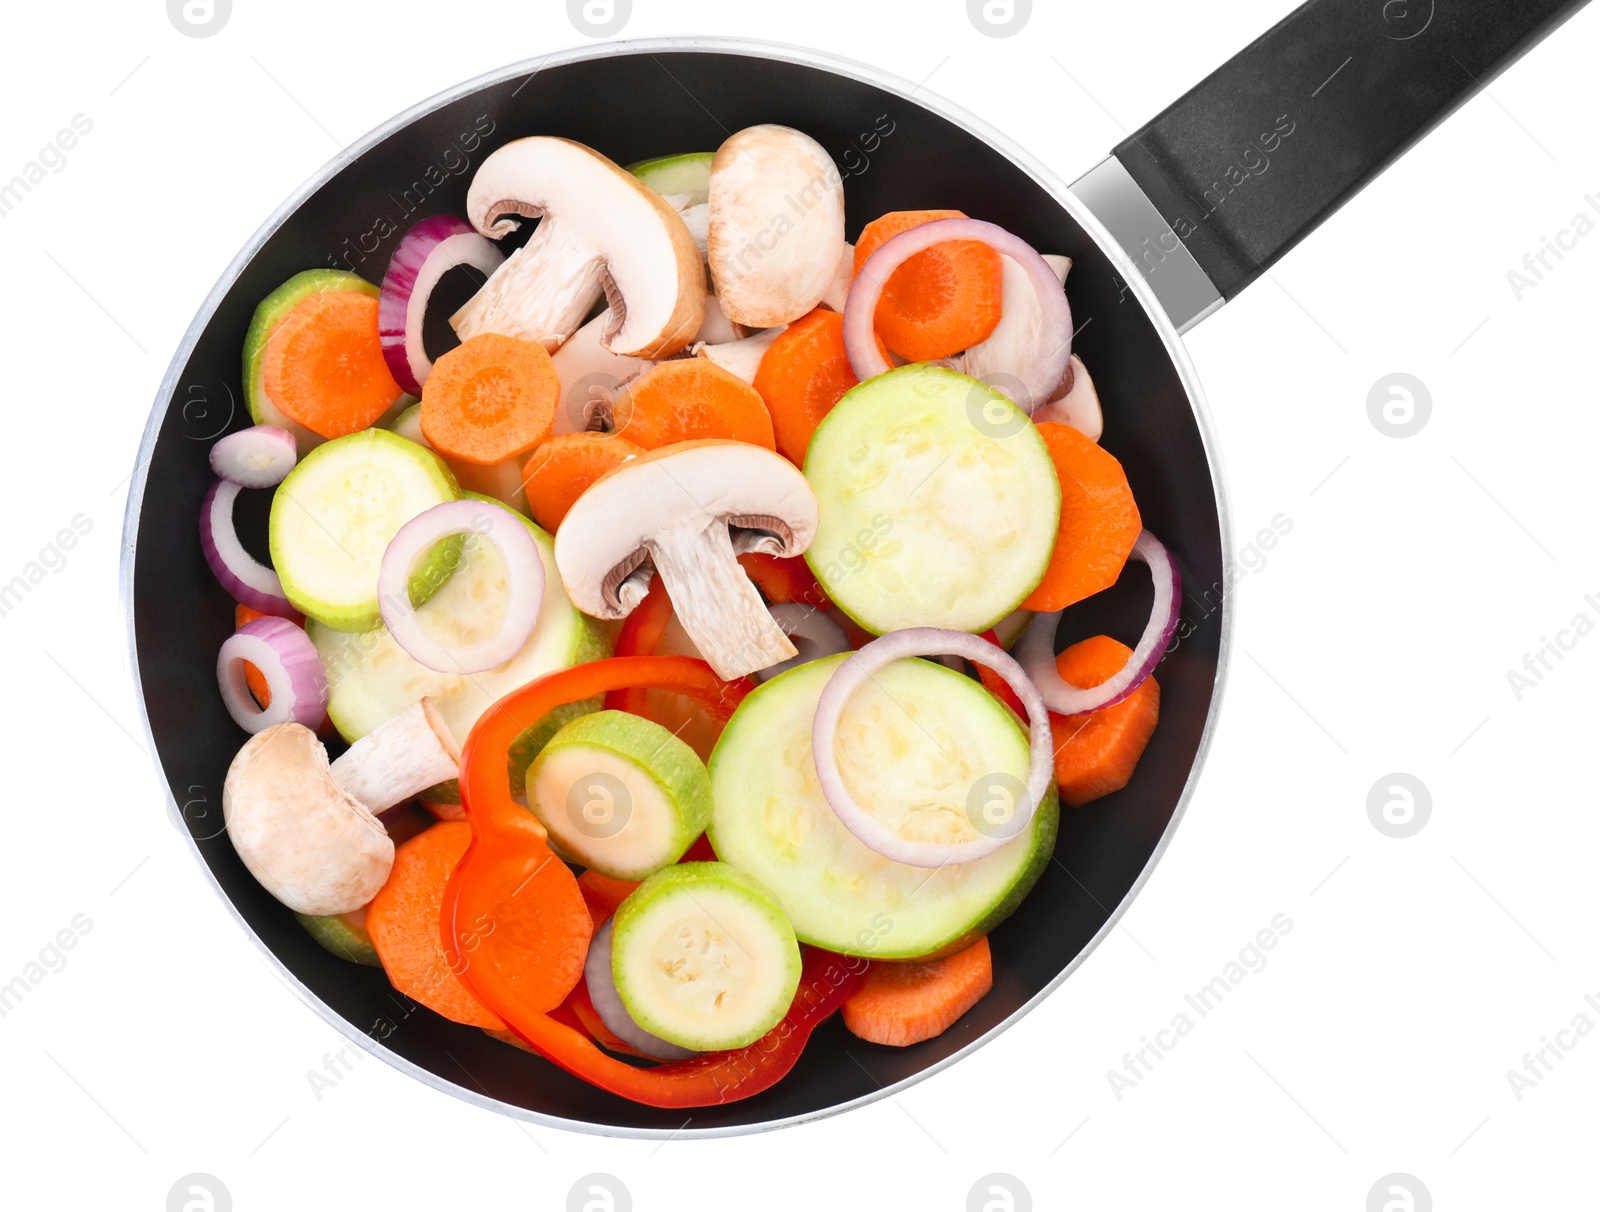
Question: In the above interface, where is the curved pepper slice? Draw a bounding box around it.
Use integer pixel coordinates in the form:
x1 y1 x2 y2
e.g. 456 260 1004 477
447 655 858 1107
606 583 678 716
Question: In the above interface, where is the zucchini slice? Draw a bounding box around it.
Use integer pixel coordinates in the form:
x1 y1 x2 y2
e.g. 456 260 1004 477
803 363 1060 634
611 862 801 1051
708 653 1057 958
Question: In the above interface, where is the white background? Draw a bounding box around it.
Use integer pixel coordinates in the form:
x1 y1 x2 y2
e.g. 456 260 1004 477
1 1 1595 1208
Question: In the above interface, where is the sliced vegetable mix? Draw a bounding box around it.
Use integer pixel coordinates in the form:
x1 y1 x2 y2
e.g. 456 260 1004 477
199 119 1181 1108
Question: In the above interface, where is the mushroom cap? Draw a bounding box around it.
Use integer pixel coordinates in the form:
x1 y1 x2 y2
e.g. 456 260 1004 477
553 439 819 619
465 136 705 358
223 723 394 916
707 125 846 328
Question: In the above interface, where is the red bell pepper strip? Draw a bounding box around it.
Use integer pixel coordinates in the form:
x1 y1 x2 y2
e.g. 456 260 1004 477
606 581 677 715
564 973 651 1059
737 552 831 607
447 655 857 1107
975 628 1028 718
544 945 860 1106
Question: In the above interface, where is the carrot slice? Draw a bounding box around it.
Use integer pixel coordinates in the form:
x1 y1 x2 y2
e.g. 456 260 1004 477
753 308 882 465
853 209 1004 362
842 936 993 1047
521 432 646 532
1022 422 1142 612
1047 635 1161 808
421 333 559 465
613 358 776 451
367 822 506 1030
260 291 403 439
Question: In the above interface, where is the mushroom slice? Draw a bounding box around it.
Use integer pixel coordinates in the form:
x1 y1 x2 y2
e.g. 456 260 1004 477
222 698 461 916
707 125 846 328
451 137 705 358
1031 354 1104 442
959 253 1073 412
554 440 819 679
549 309 653 434
696 325 786 385
818 241 856 312
679 202 709 261
695 291 745 345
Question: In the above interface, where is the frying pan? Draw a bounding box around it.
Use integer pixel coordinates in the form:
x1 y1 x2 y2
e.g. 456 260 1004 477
122 0 1588 1135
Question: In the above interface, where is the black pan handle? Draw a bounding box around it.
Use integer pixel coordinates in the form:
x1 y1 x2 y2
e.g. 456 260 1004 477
1085 0 1589 316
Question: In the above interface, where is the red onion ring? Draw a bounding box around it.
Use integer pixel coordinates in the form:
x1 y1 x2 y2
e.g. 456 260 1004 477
376 500 544 674
200 478 297 617
209 425 297 489
811 628 1054 868
842 217 1072 413
379 215 505 396
1018 530 1182 715
216 616 328 733
583 919 697 1061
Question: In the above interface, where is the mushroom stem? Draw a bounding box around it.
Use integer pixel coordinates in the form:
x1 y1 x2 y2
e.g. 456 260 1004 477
329 698 461 813
696 326 785 384
647 523 798 679
451 224 606 349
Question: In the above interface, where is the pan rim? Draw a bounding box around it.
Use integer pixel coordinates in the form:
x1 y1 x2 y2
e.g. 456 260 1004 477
119 34 1235 1140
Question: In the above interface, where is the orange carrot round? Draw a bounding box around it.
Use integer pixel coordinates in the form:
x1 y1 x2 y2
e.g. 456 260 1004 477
842 936 993 1047
613 358 776 451
260 291 403 439
853 209 1004 362
367 821 506 1030
753 308 879 465
1047 635 1161 808
521 432 646 532
421 333 559 465
1022 422 1143 612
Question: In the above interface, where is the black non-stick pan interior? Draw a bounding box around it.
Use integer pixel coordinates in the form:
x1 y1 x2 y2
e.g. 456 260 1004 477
128 45 1225 1132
